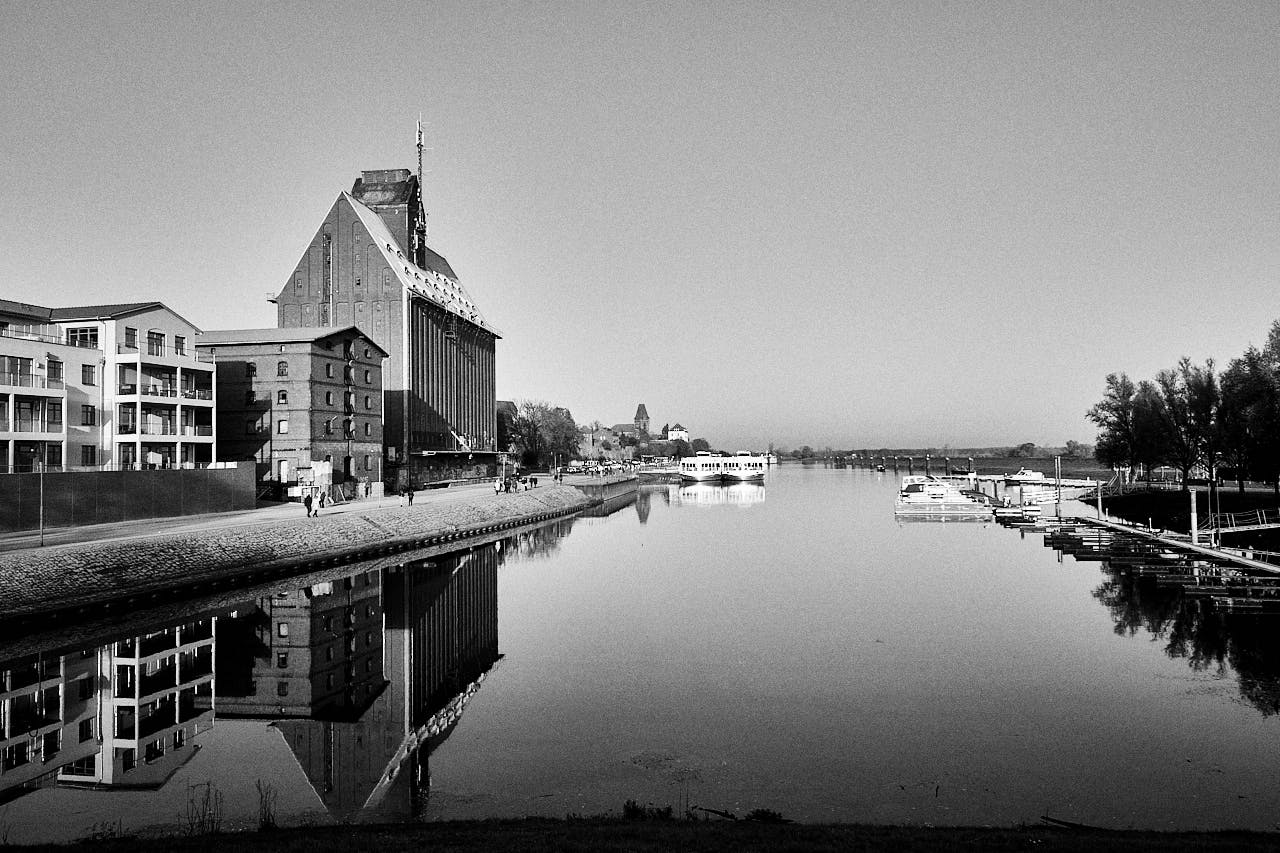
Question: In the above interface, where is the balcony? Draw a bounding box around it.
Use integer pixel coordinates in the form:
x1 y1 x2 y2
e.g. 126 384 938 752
139 424 177 436
117 423 137 435
117 343 214 364
9 418 63 434
138 701 177 738
139 663 177 698
140 632 177 657
0 373 63 390
180 425 213 437
180 389 213 400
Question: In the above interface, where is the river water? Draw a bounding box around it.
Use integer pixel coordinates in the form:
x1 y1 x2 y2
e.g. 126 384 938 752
4 466 1280 841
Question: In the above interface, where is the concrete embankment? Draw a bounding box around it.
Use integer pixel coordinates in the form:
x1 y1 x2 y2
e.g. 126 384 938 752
0 485 593 623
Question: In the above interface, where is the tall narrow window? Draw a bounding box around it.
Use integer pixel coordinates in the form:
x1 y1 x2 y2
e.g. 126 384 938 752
124 327 137 348
146 331 164 356
81 364 96 386
277 390 287 404
277 361 288 377
245 362 257 377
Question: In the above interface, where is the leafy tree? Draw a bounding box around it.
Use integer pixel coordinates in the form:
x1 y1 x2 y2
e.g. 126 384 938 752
1088 373 1138 470
1063 440 1088 458
672 439 691 459
512 400 579 468
1131 380 1170 480
1155 357 1218 489
691 438 711 453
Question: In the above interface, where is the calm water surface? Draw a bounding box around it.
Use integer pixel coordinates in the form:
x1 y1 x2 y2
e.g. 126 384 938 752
4 466 1280 841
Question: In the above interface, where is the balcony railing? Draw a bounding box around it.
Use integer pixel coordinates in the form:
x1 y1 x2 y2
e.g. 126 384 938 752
181 389 213 400
180 425 213 436
140 632 177 657
117 343 214 364
0 326 66 346
139 424 177 436
139 664 177 698
0 373 64 390
8 418 63 434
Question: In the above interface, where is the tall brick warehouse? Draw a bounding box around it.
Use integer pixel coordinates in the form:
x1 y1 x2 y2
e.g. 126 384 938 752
272 168 499 488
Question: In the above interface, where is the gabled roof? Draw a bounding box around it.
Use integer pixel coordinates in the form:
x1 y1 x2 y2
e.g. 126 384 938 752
610 423 636 434
0 298 54 322
343 194 498 337
51 301 201 331
671 423 686 430
197 325 388 356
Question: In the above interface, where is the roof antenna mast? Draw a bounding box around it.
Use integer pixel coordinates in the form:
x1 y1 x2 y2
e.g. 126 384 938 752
416 115 429 253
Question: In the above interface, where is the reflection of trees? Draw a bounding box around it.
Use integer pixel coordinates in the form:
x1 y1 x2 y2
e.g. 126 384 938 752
1092 566 1280 714
498 518 576 562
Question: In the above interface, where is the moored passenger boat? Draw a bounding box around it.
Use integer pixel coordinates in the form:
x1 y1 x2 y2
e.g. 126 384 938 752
722 451 766 482
679 451 768 483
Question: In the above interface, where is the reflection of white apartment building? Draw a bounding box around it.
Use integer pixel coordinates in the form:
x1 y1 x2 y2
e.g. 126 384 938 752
0 299 216 470
0 617 217 798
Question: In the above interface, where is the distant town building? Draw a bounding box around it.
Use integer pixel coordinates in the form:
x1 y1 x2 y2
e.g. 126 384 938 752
667 423 690 442
271 167 499 488
634 403 649 434
197 327 387 498
0 299 215 471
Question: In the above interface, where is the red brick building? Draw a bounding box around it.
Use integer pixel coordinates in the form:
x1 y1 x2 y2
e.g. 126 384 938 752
197 326 387 498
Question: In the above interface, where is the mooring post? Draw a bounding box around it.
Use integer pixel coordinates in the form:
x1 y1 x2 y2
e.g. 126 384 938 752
907 457 914 474
1096 479 1103 519
1190 487 1198 545
945 457 951 475
924 454 930 476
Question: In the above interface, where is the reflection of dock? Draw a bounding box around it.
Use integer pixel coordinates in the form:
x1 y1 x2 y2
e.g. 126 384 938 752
1040 516 1280 612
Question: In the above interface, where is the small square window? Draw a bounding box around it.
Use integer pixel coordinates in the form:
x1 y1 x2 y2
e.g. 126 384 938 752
276 653 288 668
277 622 289 637
277 390 287 404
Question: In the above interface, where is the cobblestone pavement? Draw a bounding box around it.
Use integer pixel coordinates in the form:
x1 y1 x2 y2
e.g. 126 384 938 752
0 484 594 620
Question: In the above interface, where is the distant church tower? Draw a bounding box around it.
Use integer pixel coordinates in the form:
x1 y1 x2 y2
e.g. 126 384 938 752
634 403 650 434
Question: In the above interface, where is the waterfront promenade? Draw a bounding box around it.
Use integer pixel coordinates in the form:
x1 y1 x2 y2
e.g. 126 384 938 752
0 478 622 624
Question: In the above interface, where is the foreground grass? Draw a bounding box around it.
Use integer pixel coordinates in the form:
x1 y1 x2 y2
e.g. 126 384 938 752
9 819 1280 853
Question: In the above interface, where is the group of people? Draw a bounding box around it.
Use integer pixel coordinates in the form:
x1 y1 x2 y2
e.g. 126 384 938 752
302 490 327 517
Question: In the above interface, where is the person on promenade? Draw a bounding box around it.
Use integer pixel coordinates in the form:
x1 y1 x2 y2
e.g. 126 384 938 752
318 491 327 510
494 478 502 495
531 475 538 488
303 493 314 518
407 489 415 506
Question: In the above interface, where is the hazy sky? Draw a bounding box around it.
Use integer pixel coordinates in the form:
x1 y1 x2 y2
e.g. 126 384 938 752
3 1 1276 450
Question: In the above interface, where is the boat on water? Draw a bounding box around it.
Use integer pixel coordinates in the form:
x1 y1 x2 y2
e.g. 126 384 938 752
1003 467 1047 485
894 475 994 517
723 451 766 482
679 451 767 483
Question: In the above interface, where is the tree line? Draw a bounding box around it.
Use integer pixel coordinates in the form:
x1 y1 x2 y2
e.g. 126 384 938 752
1087 321 1280 493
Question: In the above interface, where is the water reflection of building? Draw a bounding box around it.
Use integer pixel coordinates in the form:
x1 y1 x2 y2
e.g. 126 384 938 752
372 545 501 817
1 616 216 799
671 482 766 507
216 569 385 720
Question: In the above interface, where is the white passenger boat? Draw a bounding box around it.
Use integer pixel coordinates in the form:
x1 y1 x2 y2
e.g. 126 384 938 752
679 451 724 482
679 451 767 483
1003 467 1047 485
722 451 766 482
894 475 994 517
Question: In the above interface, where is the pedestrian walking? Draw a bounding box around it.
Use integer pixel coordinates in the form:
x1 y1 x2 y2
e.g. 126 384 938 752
407 489 415 506
531 475 538 488
318 491 327 510
303 493 314 517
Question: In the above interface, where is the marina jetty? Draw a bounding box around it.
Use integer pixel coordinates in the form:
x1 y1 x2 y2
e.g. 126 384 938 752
0 484 595 624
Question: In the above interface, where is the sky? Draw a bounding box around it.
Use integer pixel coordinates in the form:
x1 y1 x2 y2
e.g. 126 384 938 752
2 1 1277 451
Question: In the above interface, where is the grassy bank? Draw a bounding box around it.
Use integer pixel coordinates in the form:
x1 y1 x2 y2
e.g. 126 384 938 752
10 818 1280 852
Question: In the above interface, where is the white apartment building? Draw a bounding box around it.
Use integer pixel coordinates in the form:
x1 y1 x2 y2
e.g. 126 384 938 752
0 300 216 470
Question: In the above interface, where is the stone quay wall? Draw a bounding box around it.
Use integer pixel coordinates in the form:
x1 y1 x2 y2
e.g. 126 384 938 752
0 484 593 622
